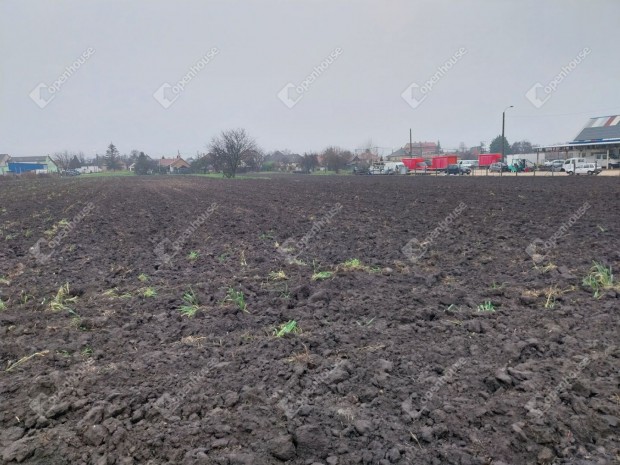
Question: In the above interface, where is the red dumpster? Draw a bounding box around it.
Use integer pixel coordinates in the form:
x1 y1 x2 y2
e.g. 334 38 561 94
431 155 457 171
478 153 501 167
402 157 426 170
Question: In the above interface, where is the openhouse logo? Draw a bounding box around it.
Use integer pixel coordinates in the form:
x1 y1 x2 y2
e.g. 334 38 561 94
526 47 591 108
278 47 343 109
153 48 219 109
29 48 96 109
401 47 467 109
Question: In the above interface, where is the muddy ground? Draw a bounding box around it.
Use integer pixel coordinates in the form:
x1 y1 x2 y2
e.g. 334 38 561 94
0 174 618 465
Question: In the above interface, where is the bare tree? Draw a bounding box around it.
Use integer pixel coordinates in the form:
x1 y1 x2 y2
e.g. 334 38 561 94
246 148 265 172
300 153 319 173
53 151 72 172
321 146 352 173
209 128 259 178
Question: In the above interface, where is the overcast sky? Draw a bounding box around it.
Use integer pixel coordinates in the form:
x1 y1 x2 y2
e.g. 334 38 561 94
1 0 619 158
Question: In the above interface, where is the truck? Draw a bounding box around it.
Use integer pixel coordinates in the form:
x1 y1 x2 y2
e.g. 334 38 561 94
368 161 407 175
478 153 501 167
401 157 426 171
430 155 458 172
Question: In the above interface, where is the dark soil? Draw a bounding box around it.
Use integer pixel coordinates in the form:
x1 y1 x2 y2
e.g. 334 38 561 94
0 175 618 465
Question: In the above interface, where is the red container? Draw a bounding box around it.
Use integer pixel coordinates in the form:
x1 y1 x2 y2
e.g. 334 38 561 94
402 157 426 170
431 155 457 170
478 153 501 166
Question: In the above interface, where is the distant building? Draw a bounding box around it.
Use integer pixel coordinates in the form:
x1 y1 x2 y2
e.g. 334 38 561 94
404 141 439 156
540 115 620 169
387 141 440 160
158 155 191 173
0 154 10 175
7 155 58 174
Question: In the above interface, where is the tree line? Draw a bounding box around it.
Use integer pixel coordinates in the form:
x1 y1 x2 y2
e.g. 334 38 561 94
52 129 539 177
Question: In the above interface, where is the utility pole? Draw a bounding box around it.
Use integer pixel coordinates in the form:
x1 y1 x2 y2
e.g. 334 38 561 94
409 129 412 157
501 105 514 176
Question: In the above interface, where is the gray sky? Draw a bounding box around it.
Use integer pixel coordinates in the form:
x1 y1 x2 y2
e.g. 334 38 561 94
1 0 619 158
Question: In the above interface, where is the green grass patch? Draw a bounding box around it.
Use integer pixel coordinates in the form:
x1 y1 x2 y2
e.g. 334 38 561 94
274 320 300 337
583 261 618 298
224 287 248 312
476 301 496 312
49 283 77 312
179 287 200 317
311 271 333 281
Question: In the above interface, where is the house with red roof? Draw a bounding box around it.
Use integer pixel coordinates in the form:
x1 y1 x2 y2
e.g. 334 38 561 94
158 155 191 173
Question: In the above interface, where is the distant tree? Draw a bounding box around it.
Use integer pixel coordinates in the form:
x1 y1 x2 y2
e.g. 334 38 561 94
68 155 81 169
458 142 467 154
191 155 211 174
489 136 511 156
479 141 487 154
52 151 72 171
300 153 319 173
208 129 259 178
511 140 534 154
322 147 352 173
436 140 442 154
245 149 265 172
134 152 153 175
105 143 123 171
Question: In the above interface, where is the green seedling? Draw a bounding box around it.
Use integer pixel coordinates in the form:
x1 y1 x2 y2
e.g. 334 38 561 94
49 283 77 312
476 301 495 312
103 288 132 299
274 320 300 337
187 250 200 261
0 276 9 285
340 258 365 271
0 300 6 311
139 287 157 298
312 271 333 281
269 270 288 281
583 261 617 298
225 287 248 312
20 291 32 305
356 317 376 326
544 286 561 309
179 288 200 318
280 285 291 299
138 273 150 282
81 347 93 357
260 231 275 240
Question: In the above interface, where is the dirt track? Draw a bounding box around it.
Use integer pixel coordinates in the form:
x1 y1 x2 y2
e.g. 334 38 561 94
0 175 618 465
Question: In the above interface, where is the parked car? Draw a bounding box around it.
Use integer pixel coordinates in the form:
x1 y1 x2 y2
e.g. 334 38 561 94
489 162 510 172
62 169 81 176
543 159 564 167
458 160 478 169
549 160 564 171
445 164 471 175
562 158 586 173
573 163 601 176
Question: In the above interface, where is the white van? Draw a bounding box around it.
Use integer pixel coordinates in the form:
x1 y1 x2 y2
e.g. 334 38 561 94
563 158 585 173
384 162 407 174
573 163 601 176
